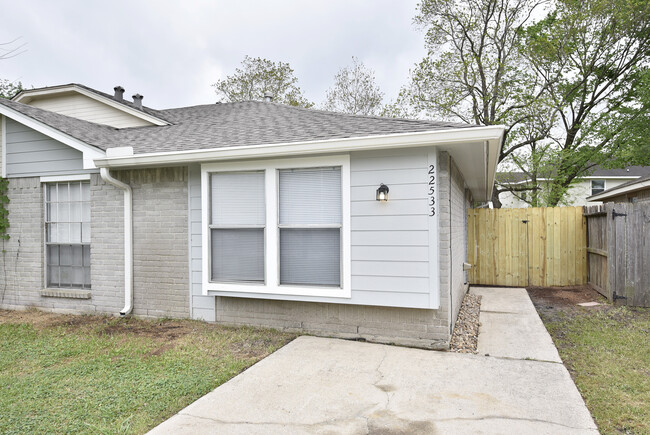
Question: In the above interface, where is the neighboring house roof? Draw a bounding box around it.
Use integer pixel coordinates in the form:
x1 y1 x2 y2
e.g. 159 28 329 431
497 166 650 185
587 173 650 201
0 97 473 154
12 83 170 126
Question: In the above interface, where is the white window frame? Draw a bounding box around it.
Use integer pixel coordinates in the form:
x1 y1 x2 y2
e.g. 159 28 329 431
42 177 92 290
201 155 351 298
591 179 606 196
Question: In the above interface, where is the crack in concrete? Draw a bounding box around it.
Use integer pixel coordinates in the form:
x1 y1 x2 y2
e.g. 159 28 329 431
480 353 563 364
434 414 597 431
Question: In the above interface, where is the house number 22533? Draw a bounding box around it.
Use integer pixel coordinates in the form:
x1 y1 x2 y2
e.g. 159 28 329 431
428 164 436 216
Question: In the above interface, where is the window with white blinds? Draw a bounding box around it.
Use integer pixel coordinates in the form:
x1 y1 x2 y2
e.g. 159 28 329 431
203 155 350 298
45 181 91 289
209 172 265 283
279 167 341 286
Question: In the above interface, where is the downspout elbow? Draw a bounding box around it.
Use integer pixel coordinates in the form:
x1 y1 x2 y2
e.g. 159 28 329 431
99 168 133 316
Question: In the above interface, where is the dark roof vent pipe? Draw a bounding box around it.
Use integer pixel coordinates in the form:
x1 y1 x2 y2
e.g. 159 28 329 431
263 93 273 103
132 94 143 110
114 86 125 101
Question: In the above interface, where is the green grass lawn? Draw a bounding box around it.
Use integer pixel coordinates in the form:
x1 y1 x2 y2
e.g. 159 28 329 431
541 306 650 434
0 310 295 434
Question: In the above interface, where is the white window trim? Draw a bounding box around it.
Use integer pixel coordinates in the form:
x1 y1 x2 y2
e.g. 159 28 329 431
40 174 92 183
201 155 351 298
43 180 92 290
591 179 606 196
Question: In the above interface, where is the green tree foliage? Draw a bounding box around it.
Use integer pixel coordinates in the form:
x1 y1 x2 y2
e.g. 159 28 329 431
405 0 650 206
404 0 554 206
212 56 313 108
0 79 23 99
0 177 8 241
323 57 384 115
524 0 650 205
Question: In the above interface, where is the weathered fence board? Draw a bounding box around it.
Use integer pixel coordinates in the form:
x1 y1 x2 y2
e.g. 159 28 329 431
585 203 650 307
468 206 587 287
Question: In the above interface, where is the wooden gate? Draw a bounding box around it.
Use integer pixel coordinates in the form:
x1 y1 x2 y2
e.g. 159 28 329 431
585 203 650 307
468 207 587 287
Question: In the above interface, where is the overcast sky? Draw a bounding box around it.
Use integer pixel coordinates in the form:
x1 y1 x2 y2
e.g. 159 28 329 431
1 0 426 109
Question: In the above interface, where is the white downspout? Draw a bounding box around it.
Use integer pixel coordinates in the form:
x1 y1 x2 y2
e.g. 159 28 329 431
99 168 133 316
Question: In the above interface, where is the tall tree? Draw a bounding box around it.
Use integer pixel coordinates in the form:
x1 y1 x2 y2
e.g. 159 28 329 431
212 56 312 108
322 57 384 115
524 0 650 205
405 0 553 207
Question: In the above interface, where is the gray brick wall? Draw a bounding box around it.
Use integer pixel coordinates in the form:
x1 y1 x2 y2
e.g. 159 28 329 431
1 168 189 318
115 167 189 318
1 177 45 310
215 297 449 349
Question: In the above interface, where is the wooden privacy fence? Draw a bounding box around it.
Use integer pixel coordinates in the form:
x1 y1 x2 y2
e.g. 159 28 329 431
468 207 587 287
585 203 650 307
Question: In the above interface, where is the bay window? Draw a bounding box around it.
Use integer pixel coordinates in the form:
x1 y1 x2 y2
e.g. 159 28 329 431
202 156 350 298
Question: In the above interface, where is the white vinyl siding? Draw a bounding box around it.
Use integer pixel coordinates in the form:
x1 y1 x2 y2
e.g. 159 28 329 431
5 119 84 177
45 181 91 289
191 148 444 310
27 93 153 128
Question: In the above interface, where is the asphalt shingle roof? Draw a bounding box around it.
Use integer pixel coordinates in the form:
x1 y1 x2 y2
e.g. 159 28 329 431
0 94 475 155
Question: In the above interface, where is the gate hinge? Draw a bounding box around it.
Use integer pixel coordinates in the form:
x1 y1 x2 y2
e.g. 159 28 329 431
612 210 627 219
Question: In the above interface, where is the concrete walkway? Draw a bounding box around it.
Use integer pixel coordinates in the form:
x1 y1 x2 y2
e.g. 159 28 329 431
148 287 598 434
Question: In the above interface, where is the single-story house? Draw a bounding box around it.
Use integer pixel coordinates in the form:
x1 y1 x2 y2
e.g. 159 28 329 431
0 84 503 349
587 173 650 203
498 166 650 208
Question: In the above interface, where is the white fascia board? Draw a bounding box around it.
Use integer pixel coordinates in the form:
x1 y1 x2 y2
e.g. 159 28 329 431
0 104 105 169
95 125 505 168
587 179 650 201
13 85 169 126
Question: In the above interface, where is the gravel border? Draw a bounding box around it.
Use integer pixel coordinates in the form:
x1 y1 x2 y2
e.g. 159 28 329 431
449 293 482 353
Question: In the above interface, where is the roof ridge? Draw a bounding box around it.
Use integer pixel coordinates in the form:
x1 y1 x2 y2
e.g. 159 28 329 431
163 99 473 127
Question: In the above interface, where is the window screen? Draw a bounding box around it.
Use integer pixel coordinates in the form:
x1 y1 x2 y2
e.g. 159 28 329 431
279 167 341 286
46 182 91 289
210 172 265 283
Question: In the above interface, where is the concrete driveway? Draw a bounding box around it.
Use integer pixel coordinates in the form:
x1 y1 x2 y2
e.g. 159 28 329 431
148 288 598 434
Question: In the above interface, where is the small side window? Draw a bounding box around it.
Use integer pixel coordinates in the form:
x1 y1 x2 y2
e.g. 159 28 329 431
591 180 605 196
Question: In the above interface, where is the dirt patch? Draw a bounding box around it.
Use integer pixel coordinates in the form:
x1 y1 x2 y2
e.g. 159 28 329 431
526 285 609 323
450 293 481 353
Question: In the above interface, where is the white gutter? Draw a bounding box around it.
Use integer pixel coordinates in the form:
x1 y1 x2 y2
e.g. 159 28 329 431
99 168 133 316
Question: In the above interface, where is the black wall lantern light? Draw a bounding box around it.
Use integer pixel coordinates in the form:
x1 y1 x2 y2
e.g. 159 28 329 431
376 184 389 201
